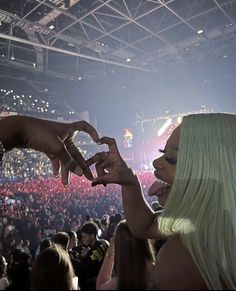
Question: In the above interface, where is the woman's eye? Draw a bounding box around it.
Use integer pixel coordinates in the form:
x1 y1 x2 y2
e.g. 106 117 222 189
165 157 177 165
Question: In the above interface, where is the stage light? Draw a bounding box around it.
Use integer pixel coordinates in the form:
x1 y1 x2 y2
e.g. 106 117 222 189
157 118 172 137
197 29 203 34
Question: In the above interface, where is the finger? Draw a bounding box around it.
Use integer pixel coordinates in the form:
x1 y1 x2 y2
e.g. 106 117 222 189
70 121 100 143
95 162 107 187
46 153 60 177
51 158 60 177
95 162 106 178
86 152 108 167
91 174 114 187
61 164 71 186
49 137 77 184
100 137 119 153
64 138 92 180
65 158 83 176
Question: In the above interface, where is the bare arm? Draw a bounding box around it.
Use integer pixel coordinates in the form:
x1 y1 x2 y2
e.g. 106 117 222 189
121 173 161 238
88 137 161 239
96 239 115 290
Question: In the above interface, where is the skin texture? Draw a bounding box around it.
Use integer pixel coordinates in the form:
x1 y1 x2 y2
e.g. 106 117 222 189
0 115 100 185
150 125 181 206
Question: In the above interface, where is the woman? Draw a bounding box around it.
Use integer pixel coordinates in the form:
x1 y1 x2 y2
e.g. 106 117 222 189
89 113 236 290
96 220 155 290
31 245 76 290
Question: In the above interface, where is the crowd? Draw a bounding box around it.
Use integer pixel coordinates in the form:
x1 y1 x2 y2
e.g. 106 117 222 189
0 110 235 290
0 154 156 264
0 147 97 183
0 88 80 121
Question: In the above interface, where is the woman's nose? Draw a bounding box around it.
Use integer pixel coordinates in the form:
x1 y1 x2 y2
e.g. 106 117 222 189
153 158 163 170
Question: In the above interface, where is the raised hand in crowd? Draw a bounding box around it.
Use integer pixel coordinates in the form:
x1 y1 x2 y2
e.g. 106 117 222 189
87 137 137 187
87 137 159 239
0 115 100 185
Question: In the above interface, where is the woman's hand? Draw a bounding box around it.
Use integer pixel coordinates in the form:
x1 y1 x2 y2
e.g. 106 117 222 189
86 137 137 187
0 115 100 185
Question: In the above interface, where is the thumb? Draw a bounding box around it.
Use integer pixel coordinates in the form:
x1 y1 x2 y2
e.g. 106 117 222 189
91 175 113 187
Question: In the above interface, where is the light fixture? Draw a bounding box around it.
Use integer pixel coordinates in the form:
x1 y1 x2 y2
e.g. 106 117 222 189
126 58 131 62
197 29 204 34
49 25 55 30
78 77 82 81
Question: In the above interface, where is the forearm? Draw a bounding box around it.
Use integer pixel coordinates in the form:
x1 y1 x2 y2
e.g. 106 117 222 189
122 172 161 239
96 254 114 289
0 116 24 151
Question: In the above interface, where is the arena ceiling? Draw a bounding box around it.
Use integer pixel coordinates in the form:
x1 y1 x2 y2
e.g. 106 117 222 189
0 0 236 83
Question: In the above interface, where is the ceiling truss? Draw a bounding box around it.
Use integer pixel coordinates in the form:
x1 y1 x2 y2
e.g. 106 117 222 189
0 0 235 81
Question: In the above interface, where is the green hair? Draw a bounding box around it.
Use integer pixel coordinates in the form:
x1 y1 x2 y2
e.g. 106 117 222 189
159 113 236 289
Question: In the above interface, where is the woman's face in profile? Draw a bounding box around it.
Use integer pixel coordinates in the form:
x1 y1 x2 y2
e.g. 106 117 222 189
148 126 181 207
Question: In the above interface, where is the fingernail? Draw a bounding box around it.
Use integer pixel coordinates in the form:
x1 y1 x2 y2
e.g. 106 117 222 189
73 165 83 176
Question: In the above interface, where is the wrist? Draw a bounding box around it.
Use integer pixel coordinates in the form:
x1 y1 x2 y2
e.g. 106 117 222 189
124 171 140 187
105 253 114 258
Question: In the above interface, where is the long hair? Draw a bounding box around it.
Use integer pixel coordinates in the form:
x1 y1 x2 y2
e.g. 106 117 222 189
159 113 236 289
114 220 155 290
31 245 74 290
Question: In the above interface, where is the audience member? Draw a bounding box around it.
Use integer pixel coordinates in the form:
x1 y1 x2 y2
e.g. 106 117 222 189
31 245 76 290
5 249 31 290
89 113 236 290
96 220 155 290
78 222 109 290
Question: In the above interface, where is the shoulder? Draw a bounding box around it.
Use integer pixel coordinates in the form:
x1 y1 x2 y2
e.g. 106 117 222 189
95 239 109 250
90 240 109 262
150 235 208 290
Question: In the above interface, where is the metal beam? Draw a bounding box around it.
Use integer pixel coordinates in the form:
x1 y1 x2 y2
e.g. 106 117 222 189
48 0 113 41
0 32 155 72
212 0 234 23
